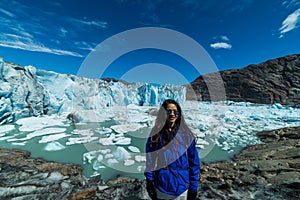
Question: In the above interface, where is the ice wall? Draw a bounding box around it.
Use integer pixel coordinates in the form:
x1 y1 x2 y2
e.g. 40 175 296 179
0 58 186 124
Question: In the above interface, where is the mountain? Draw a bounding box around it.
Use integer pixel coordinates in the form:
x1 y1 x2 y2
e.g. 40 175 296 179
187 54 300 106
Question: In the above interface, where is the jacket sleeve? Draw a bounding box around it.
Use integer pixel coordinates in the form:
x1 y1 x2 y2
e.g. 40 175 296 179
144 137 155 181
187 140 200 192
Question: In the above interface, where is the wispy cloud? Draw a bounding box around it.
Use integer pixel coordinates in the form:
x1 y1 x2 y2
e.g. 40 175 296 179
71 18 108 29
0 0 107 57
0 33 83 57
282 0 300 8
210 42 232 49
279 8 300 38
0 8 15 17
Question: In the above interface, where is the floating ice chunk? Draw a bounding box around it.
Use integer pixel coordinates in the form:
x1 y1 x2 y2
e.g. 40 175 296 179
26 128 66 139
105 154 114 159
0 124 15 133
93 160 104 170
107 158 118 165
95 127 112 135
196 139 209 146
97 154 103 161
113 147 131 160
110 123 146 134
196 144 205 149
44 141 66 151
0 135 15 141
83 152 95 164
114 137 131 145
8 128 67 142
135 155 146 162
98 134 115 145
39 133 69 143
124 159 135 166
66 136 98 145
16 116 66 132
137 166 144 172
91 171 102 177
128 146 140 153
99 149 111 154
11 141 27 146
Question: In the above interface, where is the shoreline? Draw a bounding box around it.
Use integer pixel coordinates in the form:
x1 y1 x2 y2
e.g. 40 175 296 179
0 126 299 199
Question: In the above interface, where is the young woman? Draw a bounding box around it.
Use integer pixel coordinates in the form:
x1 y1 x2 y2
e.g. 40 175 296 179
144 99 200 200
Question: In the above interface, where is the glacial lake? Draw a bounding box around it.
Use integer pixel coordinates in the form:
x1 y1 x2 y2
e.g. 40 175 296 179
1 101 300 181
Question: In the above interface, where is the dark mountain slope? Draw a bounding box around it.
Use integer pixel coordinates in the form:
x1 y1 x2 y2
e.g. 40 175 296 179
187 54 300 106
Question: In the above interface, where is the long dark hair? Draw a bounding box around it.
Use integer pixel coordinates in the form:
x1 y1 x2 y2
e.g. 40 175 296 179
150 99 196 148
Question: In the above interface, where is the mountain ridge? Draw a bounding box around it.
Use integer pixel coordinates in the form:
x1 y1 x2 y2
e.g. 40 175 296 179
186 54 300 106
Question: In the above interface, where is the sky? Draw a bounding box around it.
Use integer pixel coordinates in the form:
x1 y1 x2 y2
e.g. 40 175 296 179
0 0 299 85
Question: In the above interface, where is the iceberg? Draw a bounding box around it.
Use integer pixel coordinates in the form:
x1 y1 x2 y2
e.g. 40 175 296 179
113 146 131 160
128 146 140 153
44 141 66 151
124 159 135 166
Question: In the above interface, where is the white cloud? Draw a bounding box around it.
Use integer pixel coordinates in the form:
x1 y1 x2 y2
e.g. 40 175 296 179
279 8 300 38
210 42 232 49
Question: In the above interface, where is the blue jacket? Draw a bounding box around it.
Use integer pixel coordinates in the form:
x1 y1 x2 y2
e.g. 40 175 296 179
144 126 200 196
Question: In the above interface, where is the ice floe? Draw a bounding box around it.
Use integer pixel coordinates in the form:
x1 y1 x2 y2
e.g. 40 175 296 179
128 146 141 153
44 141 66 151
0 124 15 133
39 133 69 143
16 115 67 132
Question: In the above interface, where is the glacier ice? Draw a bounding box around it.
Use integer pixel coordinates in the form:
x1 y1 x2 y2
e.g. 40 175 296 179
0 58 186 125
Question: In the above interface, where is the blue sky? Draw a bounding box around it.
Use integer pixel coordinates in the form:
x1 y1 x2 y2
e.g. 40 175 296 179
0 0 299 85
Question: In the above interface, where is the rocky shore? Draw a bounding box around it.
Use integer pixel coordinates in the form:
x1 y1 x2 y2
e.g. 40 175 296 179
0 126 299 200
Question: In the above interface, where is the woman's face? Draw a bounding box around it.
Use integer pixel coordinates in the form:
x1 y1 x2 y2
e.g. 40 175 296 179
166 103 179 124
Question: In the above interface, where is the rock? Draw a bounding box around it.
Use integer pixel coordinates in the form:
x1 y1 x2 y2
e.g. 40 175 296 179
187 54 300 106
198 126 300 199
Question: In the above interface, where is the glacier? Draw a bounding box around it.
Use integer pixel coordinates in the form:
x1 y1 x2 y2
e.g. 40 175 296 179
0 57 185 125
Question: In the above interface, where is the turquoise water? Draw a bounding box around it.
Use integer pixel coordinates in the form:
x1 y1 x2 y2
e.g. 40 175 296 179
0 120 236 181
2 101 299 181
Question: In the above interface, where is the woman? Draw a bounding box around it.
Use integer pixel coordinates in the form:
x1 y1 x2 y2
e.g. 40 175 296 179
144 99 200 200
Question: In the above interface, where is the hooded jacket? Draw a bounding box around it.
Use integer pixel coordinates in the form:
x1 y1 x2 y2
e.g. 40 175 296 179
144 126 200 196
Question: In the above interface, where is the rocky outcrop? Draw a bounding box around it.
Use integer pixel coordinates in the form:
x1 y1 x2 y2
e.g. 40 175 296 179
1 126 299 199
187 54 300 106
199 126 300 200
0 148 147 200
